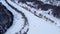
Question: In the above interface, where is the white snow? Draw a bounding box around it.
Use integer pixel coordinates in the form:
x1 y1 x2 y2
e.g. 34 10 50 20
16 2 60 27
1 0 26 34
1 0 60 34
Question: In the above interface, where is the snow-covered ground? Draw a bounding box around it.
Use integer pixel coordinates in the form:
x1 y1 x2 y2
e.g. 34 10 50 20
39 0 60 6
0 0 60 34
17 2 60 27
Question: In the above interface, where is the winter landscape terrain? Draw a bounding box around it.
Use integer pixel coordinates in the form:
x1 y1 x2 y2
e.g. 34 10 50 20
0 0 60 34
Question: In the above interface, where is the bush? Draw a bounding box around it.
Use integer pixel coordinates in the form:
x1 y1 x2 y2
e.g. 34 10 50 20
52 6 60 18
